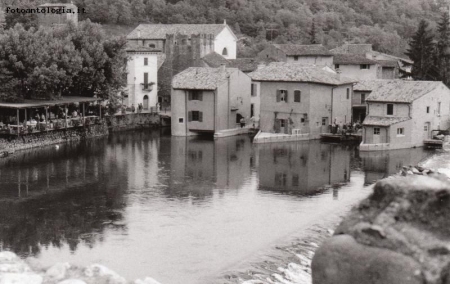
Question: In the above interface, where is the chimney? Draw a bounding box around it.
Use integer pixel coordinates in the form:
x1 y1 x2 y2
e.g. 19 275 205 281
223 19 227 25
137 31 141 38
336 69 342 80
220 63 226 71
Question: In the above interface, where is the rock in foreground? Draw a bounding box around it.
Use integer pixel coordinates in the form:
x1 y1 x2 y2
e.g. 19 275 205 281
312 175 450 284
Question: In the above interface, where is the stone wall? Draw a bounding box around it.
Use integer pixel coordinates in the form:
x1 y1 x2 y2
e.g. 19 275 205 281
0 123 108 153
106 113 161 132
312 173 450 284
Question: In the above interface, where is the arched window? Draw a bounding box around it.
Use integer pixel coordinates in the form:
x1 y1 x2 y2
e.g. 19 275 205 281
222 47 228 56
149 44 156 48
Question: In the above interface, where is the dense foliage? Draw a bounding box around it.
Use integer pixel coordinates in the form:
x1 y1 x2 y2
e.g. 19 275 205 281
2 0 450 57
0 20 127 102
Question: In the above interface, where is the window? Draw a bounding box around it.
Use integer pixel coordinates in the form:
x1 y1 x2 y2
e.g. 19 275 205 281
280 119 286 128
322 117 327 126
294 90 301 102
424 125 428 131
188 111 203 122
346 88 350 99
335 64 340 69
179 118 184 123
426 106 430 113
188 90 203 101
360 64 370 69
143 72 149 89
294 56 299 61
292 174 299 187
397 127 404 136
438 102 441 115
275 173 287 186
277 90 288 102
361 93 366 104
222 47 228 56
251 83 257 97
144 57 148 66
387 104 394 115
374 127 380 135
149 44 156 48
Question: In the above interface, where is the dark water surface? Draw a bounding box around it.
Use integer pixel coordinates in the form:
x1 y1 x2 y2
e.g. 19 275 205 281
0 130 436 284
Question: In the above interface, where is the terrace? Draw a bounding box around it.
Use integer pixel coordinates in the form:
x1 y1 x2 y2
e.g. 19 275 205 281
0 96 103 137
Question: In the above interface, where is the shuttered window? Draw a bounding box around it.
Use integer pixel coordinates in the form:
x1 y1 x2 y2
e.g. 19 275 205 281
251 84 257 97
294 90 301 102
144 58 148 66
188 111 203 122
276 90 288 102
143 73 148 89
188 90 203 101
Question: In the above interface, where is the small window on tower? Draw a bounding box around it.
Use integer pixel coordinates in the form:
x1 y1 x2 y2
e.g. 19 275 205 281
222 47 228 56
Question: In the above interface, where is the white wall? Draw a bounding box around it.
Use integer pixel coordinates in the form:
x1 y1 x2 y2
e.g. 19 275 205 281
214 27 237 59
126 52 159 109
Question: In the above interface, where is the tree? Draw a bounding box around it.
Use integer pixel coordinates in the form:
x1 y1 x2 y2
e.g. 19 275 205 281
436 12 450 86
309 19 317 44
406 20 437 80
0 6 5 32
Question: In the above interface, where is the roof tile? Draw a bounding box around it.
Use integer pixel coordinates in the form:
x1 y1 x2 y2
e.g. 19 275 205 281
172 67 238 90
127 24 229 39
363 116 411 126
273 44 333 56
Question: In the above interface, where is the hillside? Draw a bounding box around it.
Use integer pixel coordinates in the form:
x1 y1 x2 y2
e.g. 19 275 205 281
2 0 450 57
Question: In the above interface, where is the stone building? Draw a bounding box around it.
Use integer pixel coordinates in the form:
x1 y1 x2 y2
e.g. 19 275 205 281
171 66 251 137
257 44 334 66
126 23 237 107
360 80 450 151
249 63 356 142
37 3 78 27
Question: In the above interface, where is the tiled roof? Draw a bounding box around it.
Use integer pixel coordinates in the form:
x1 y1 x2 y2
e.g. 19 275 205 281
353 80 389 92
125 46 162 52
127 24 228 39
366 80 444 103
201 52 230 68
227 58 258 72
370 51 413 64
248 62 356 85
363 116 411 126
377 60 398 67
330 44 373 55
273 44 333 56
333 54 377 65
172 67 238 90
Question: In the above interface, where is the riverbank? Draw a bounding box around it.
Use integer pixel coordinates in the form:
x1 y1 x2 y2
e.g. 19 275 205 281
0 113 163 155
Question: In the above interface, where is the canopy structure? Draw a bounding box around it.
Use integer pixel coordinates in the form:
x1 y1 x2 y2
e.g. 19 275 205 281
0 96 100 109
0 96 104 137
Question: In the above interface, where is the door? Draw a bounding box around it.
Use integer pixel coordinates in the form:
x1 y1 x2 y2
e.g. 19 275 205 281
321 117 329 133
250 104 254 117
143 95 149 110
423 122 430 140
280 119 288 134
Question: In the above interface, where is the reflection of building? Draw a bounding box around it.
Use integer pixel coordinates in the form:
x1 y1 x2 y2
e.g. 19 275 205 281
257 44 333 66
171 66 251 136
169 136 252 197
256 141 351 194
360 147 433 184
360 81 450 151
37 3 78 27
249 63 355 140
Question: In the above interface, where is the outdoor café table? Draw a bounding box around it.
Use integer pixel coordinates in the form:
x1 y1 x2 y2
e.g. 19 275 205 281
9 125 23 134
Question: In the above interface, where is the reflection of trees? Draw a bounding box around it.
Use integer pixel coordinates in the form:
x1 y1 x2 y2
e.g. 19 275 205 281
0 134 131 257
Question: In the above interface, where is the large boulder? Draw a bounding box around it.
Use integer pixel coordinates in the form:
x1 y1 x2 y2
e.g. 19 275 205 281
312 175 450 284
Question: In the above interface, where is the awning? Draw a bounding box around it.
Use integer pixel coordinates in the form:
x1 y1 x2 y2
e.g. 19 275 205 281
0 96 101 109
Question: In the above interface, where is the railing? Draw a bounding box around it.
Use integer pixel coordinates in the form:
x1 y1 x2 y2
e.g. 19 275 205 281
0 116 103 136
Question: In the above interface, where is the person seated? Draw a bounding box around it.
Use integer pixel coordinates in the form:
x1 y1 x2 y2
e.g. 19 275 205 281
72 110 79 118
40 113 46 122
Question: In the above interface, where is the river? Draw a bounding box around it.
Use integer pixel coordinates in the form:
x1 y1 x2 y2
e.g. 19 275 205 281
0 130 438 284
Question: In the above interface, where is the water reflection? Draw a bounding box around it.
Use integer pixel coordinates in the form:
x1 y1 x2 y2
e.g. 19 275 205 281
0 130 439 283
256 142 351 196
359 148 433 184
